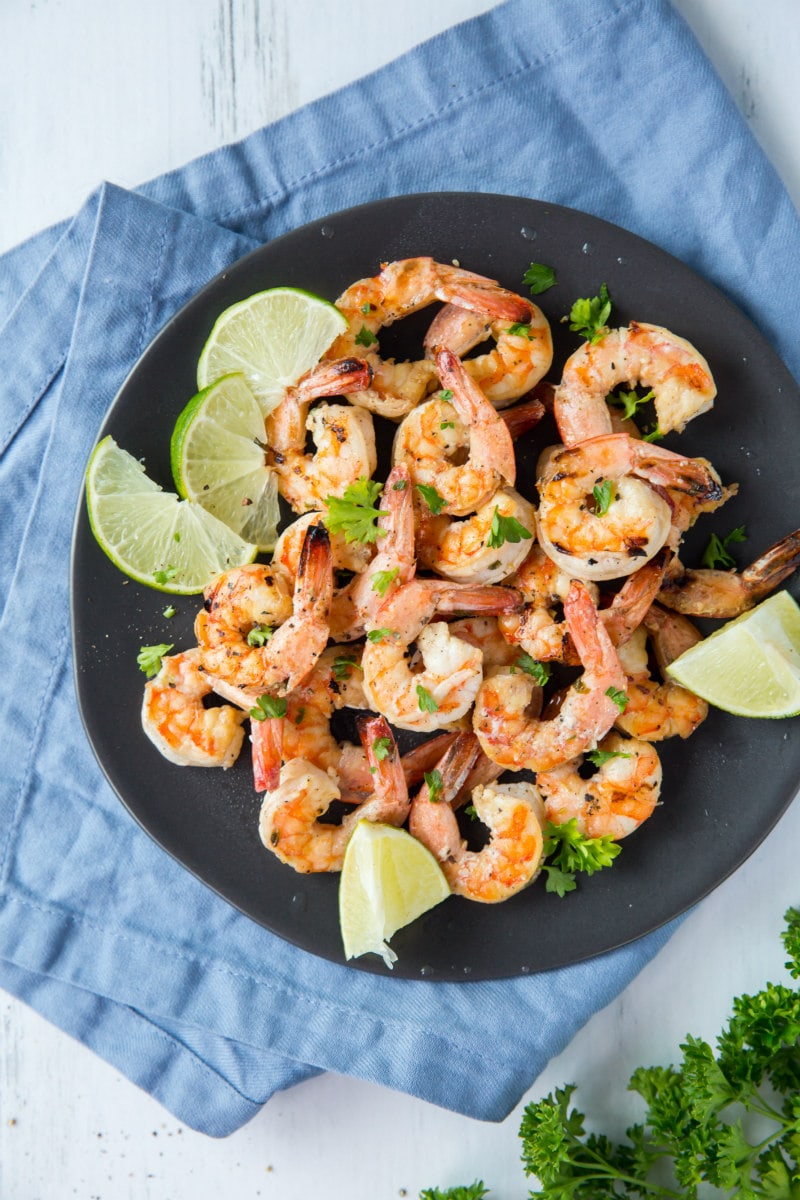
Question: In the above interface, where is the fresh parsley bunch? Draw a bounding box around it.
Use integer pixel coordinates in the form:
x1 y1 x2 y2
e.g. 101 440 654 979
422 907 800 1199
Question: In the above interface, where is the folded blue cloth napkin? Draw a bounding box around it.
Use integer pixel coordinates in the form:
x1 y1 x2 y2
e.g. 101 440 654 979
2 0 798 1137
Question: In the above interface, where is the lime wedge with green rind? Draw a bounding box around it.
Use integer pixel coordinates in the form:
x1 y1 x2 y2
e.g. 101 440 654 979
339 821 451 968
170 373 280 552
196 286 347 416
86 435 257 594
665 590 800 718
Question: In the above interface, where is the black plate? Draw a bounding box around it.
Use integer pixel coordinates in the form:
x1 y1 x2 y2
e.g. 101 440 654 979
71 192 800 980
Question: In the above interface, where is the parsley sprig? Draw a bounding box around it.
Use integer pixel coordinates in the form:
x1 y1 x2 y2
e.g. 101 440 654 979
323 478 387 545
608 387 656 420
592 479 616 517
701 525 747 570
137 643 173 678
486 507 533 549
569 282 611 343
425 908 800 1200
249 694 287 721
417 483 447 515
523 262 557 295
541 818 622 897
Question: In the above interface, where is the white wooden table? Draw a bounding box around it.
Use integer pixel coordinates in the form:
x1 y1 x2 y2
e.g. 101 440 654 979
1 3 799 1197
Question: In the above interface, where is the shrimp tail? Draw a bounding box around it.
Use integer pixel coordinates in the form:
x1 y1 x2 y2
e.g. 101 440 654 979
355 714 410 825
436 347 516 486
741 528 800 593
280 523 333 692
251 715 284 793
400 732 460 788
632 440 723 502
658 528 800 617
293 357 373 401
500 396 546 440
435 263 533 324
433 584 524 616
408 732 480 861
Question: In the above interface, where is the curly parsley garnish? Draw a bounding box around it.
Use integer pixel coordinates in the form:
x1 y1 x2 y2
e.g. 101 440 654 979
246 624 273 647
323 478 388 545
523 262 556 295
354 325 377 347
332 655 362 681
514 654 551 686
416 685 440 714
417 483 447 515
608 386 655 420
136 643 173 678
249 694 287 721
366 627 395 643
591 479 616 516
701 524 747 569
425 910 800 1200
153 565 178 585
605 686 629 713
569 282 611 343
507 321 532 339
370 568 399 597
371 736 393 761
585 747 631 768
541 818 622 897
423 768 444 803
486 507 533 549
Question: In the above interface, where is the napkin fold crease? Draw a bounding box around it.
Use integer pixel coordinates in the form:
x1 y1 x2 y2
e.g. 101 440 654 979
1 0 798 1137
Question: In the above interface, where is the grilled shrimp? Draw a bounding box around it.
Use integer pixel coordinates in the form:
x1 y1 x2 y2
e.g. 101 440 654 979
536 433 723 580
614 609 708 741
258 716 409 873
417 487 536 585
328 257 533 420
141 649 246 768
473 580 627 772
657 528 800 618
554 321 716 445
196 524 333 695
265 358 377 513
409 733 545 902
361 578 522 732
537 732 662 840
392 349 516 516
424 299 553 408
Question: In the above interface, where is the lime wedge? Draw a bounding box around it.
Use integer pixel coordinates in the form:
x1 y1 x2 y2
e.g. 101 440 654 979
196 287 347 416
170 373 280 552
339 821 450 968
86 435 257 594
665 590 800 717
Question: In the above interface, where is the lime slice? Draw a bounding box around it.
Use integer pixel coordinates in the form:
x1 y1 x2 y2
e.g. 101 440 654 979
339 821 451 968
665 590 800 717
86 435 257 594
196 287 347 415
170 373 280 552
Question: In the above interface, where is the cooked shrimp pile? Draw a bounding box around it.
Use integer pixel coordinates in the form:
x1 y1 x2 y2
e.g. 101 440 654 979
142 256 800 908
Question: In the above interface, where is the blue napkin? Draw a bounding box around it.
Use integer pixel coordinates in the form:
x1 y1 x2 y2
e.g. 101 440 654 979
1 0 798 1137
